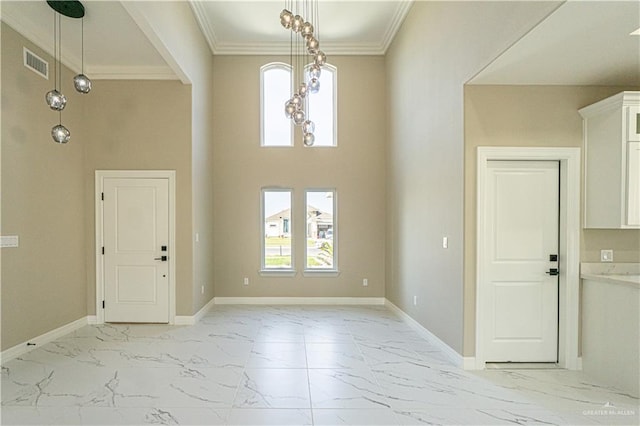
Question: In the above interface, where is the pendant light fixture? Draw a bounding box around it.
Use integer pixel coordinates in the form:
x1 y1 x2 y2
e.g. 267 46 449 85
45 0 89 144
73 16 92 94
280 0 326 147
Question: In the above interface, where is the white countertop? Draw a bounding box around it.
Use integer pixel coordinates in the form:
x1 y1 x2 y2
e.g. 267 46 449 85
580 263 640 288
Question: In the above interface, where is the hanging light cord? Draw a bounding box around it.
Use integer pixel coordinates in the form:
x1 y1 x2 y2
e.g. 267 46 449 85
81 17 85 74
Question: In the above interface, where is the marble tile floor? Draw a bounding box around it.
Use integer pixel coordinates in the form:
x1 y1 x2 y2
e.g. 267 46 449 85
1 305 638 425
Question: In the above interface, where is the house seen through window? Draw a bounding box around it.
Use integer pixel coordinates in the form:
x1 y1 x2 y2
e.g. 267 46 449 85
305 190 336 270
262 189 293 269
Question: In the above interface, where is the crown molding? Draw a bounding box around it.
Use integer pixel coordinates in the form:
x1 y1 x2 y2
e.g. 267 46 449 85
191 0 413 56
211 40 389 56
381 0 414 53
189 0 219 55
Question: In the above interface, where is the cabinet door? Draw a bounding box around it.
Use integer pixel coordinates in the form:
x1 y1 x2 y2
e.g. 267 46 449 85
628 106 640 142
627 142 640 226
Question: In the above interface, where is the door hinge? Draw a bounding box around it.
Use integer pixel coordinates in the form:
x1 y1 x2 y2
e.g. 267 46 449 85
102 247 105 255
102 300 105 309
101 192 104 201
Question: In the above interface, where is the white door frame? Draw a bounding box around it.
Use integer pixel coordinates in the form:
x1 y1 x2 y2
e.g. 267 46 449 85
475 147 581 370
95 170 177 324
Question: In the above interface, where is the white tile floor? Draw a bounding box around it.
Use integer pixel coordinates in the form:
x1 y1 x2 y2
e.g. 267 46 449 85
1 305 638 425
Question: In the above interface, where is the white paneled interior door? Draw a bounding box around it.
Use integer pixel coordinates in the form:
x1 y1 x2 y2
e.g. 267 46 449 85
482 161 560 362
103 178 169 323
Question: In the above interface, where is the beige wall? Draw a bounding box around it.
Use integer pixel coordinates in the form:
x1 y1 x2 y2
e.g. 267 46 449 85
212 55 386 297
463 85 640 356
1 23 88 349
385 1 560 354
189 46 215 315
1 20 202 351
82 80 194 316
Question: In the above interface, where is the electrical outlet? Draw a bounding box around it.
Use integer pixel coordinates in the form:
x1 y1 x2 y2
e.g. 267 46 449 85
413 296 418 306
201 285 204 295
600 249 613 262
243 277 249 286
363 278 368 287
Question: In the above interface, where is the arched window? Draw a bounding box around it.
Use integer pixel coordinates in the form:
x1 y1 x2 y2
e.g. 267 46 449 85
306 63 337 147
261 63 293 147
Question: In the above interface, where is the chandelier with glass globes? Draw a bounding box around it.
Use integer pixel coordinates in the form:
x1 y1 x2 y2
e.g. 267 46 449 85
45 0 92 144
280 0 326 147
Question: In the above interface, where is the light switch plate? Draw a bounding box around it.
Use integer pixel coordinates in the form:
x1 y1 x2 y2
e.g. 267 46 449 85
0 235 19 248
600 249 613 262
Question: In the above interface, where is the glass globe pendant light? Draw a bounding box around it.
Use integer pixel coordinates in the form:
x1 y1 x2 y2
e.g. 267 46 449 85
45 89 67 111
293 109 306 126
52 123 71 144
73 16 91 94
308 77 320 93
280 9 293 29
45 11 66 111
45 0 88 144
279 0 327 147
303 132 315 147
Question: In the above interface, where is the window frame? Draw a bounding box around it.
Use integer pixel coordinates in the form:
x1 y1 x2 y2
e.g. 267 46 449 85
261 187 296 275
304 188 339 275
305 62 338 148
260 62 293 147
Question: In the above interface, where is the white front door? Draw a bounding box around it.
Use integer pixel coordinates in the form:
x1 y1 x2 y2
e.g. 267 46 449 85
103 178 169 323
482 161 559 362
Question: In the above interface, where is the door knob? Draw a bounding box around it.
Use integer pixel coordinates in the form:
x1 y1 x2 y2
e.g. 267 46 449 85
154 256 168 261
546 268 559 276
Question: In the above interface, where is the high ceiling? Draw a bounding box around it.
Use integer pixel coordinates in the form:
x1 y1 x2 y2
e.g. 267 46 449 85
470 0 640 86
1 1 638 85
190 0 413 55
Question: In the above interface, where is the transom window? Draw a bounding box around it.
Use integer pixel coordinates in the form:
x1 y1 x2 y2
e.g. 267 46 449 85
305 63 337 147
261 63 293 147
260 62 336 147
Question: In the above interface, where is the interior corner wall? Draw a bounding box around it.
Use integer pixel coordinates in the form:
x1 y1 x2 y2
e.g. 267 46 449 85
82 80 193 316
191 57 215 313
121 1 216 315
463 84 640 356
384 1 562 355
1 22 87 350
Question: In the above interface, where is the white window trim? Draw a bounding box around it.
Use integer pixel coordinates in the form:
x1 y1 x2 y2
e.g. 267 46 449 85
260 187 295 274
304 188 339 273
305 62 338 148
260 62 293 147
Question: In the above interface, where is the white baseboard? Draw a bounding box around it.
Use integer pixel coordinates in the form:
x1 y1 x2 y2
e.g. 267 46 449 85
174 297 216 325
384 299 464 368
213 297 385 305
1 316 91 364
87 315 98 325
173 316 195 325
576 356 583 370
463 356 478 370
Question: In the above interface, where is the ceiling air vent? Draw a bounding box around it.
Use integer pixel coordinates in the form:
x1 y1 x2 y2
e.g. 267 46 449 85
23 47 49 80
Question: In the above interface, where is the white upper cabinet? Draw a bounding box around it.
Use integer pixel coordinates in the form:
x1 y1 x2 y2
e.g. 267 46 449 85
580 91 640 229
